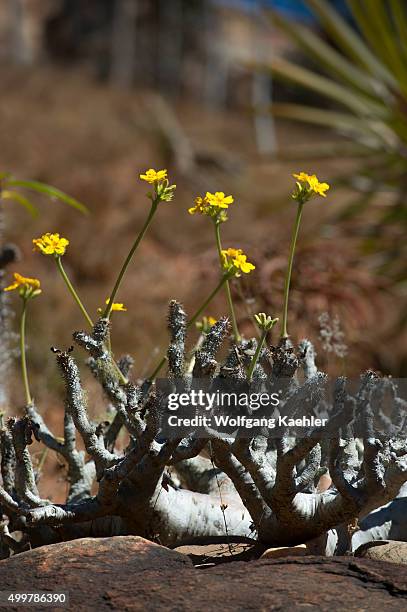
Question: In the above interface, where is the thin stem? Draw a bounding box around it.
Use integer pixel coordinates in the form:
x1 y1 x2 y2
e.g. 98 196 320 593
247 329 267 381
281 202 304 339
147 274 228 381
188 274 228 328
56 257 127 385
56 257 94 328
104 199 159 318
20 299 32 405
187 334 205 374
214 222 241 342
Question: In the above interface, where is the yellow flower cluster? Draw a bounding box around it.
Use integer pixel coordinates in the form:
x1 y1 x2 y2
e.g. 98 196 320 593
4 272 41 300
139 168 176 203
292 172 330 201
33 233 69 257
188 191 234 217
221 248 255 276
188 196 209 215
139 169 168 184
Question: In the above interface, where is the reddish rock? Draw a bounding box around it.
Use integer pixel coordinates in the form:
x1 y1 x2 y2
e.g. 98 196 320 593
0 537 407 610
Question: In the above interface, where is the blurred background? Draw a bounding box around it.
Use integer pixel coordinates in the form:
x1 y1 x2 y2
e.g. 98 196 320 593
0 0 406 420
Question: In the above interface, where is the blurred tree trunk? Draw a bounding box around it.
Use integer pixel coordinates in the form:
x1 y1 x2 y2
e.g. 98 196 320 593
251 11 277 154
9 0 61 65
9 0 31 64
0 202 19 414
110 0 138 88
203 2 228 109
157 0 183 95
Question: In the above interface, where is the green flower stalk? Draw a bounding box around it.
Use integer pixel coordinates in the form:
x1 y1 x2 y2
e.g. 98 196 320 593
56 256 94 328
247 313 278 380
214 221 241 342
104 169 176 319
281 172 330 339
3 272 42 405
188 190 255 343
32 233 126 385
32 233 94 328
281 202 304 340
20 299 31 405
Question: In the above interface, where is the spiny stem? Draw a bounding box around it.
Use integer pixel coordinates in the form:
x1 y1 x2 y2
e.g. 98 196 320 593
247 329 267 381
56 257 93 328
104 199 159 318
214 222 241 342
20 299 32 405
281 201 304 339
147 275 228 381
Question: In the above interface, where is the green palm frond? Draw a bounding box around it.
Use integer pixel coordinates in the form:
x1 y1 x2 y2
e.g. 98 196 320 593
264 0 407 278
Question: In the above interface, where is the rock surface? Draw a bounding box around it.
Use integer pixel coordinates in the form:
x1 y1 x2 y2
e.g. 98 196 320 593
174 541 267 565
355 540 407 564
260 544 308 559
1 536 407 610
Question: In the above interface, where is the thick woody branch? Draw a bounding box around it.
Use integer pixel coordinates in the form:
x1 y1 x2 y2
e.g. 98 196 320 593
0 485 26 515
232 437 276 505
0 426 15 495
26 497 106 527
8 417 47 508
169 437 207 465
56 352 117 477
212 438 268 526
167 300 187 379
26 404 93 503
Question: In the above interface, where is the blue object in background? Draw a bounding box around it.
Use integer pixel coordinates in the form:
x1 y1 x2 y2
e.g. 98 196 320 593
215 0 351 24
267 0 314 22
270 0 350 23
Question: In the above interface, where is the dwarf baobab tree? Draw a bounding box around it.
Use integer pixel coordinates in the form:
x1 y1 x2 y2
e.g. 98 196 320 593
1 301 406 558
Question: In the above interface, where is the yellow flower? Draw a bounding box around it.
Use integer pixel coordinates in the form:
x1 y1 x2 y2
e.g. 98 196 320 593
293 172 330 199
139 169 168 184
206 191 234 210
33 233 69 256
293 172 311 183
98 299 127 314
188 191 234 219
140 168 176 202
105 299 127 312
221 248 255 276
196 316 217 333
3 272 41 299
188 196 210 215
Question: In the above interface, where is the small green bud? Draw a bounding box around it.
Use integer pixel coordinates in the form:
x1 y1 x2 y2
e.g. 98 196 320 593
254 313 279 332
